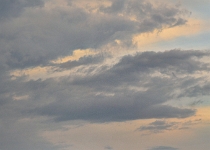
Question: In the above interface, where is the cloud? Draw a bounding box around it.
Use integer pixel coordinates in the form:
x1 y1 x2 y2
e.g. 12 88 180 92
0 112 57 150
19 49 210 123
133 19 203 49
104 146 113 150
101 0 189 31
138 120 178 133
138 118 202 134
0 1 209 150
180 83 210 97
0 0 189 70
0 50 209 125
72 50 210 88
148 146 178 150
0 0 44 21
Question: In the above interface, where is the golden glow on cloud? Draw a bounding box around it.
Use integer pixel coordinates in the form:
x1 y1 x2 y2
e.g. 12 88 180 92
51 49 97 64
133 19 203 50
10 49 97 80
196 106 210 123
11 66 50 80
13 95 29 101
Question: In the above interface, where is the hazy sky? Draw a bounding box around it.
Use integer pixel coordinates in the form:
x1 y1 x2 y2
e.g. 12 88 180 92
0 0 210 150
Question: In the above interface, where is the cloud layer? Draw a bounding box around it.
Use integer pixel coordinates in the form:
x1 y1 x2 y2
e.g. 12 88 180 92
0 0 210 150
148 146 178 150
0 0 189 70
2 50 209 124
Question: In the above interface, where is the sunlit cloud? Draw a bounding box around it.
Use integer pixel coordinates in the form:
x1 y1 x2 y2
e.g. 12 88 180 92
133 19 203 50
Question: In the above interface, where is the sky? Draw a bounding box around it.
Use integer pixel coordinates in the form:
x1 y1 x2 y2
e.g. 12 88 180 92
0 0 210 150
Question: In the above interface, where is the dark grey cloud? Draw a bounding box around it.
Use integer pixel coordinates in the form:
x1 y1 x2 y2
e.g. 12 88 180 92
180 83 210 97
0 50 209 124
104 146 113 150
72 50 210 88
0 99 57 150
0 0 44 21
114 50 209 74
138 120 178 133
0 48 209 149
0 0 189 70
18 50 210 123
0 0 208 149
35 99 195 122
148 146 178 150
138 119 202 134
101 0 189 32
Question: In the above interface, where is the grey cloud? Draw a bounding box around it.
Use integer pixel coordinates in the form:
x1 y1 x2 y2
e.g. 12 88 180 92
1 50 209 124
72 50 210 89
0 5 133 69
148 146 178 150
0 0 190 70
0 0 44 21
0 98 57 150
189 100 203 106
115 50 209 73
0 1 206 150
181 84 210 97
104 146 113 150
138 120 178 133
138 119 202 134
175 77 210 98
0 49 209 149
139 105 195 119
25 50 210 122
101 0 189 32
0 78 62 150
35 99 195 122
100 0 126 13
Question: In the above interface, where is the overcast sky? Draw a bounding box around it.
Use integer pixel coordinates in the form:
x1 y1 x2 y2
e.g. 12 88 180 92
0 0 210 150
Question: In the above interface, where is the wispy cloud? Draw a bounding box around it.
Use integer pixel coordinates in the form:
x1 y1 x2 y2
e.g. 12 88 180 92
148 146 178 150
